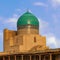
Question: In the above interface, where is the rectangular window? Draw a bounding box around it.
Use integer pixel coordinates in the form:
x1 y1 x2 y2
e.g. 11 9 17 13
34 37 36 42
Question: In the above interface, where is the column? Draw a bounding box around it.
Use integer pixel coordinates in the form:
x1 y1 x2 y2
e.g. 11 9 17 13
8 56 10 60
36 55 39 60
34 55 36 60
15 55 16 60
3 56 5 60
30 55 31 60
39 55 41 60
50 54 52 60
21 55 23 60
44 56 45 60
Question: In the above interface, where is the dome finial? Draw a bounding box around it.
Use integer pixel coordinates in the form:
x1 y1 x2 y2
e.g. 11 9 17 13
27 8 30 12
26 9 32 13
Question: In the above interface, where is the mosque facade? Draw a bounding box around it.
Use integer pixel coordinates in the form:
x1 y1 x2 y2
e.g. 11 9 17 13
0 11 60 60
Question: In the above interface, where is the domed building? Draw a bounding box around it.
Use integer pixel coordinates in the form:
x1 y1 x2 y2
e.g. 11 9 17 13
17 11 39 34
0 11 60 60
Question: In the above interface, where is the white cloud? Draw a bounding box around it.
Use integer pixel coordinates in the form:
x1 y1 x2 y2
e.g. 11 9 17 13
5 18 17 23
2 14 20 29
46 33 60 48
33 2 48 7
50 0 60 7
45 33 57 48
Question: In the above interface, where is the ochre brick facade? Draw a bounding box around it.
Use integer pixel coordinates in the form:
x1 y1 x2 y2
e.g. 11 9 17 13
4 28 48 53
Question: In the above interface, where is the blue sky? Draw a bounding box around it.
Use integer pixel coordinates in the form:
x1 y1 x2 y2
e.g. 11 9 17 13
0 0 60 51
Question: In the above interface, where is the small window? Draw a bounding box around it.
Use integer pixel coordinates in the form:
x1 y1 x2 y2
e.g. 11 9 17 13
34 37 36 42
16 32 17 35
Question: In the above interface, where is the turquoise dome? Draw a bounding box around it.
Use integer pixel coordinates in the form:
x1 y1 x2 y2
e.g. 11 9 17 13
17 11 39 26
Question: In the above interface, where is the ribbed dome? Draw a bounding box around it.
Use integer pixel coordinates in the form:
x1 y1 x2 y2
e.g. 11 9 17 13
17 11 39 27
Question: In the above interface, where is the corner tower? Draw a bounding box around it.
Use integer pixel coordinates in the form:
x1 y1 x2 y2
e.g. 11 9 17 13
17 11 39 34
